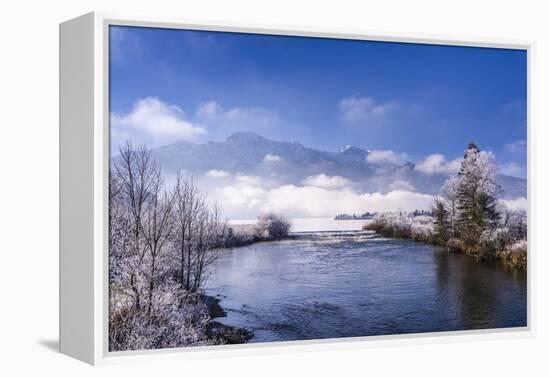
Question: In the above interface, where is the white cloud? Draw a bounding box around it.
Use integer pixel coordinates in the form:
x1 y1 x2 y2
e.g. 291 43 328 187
195 100 282 132
111 97 206 149
262 186 433 218
214 176 266 210
505 140 526 153
235 175 262 186
339 96 394 124
501 197 527 211
388 180 416 192
205 169 231 178
263 154 282 163
414 154 461 175
209 176 433 219
302 174 352 189
195 100 224 118
217 184 266 208
111 98 300 154
366 150 409 164
498 162 525 178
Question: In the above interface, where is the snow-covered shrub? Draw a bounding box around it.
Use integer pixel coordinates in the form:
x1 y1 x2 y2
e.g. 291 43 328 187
477 229 500 257
365 213 435 242
255 213 291 240
477 207 528 255
410 216 435 242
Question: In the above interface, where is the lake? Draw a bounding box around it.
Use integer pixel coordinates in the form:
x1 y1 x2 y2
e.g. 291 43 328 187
207 218 527 342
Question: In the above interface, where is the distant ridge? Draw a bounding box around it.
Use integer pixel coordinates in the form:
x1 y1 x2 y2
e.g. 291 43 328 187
149 132 526 199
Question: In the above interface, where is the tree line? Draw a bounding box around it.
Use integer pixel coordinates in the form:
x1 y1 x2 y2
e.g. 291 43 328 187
109 143 228 350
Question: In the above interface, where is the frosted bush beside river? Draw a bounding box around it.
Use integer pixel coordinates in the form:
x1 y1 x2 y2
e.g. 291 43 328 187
365 206 527 268
364 213 435 241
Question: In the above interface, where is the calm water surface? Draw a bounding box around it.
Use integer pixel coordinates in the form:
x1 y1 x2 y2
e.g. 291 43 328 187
206 221 527 342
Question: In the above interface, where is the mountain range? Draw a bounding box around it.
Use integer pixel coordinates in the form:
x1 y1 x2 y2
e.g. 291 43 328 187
149 131 526 199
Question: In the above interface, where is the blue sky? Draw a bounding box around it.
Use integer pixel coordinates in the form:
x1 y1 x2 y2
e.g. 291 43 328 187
109 25 527 178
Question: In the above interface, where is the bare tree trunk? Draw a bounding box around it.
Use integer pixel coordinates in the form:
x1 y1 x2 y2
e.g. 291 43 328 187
147 258 155 315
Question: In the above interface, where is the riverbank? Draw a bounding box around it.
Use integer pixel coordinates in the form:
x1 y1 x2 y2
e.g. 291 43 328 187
364 215 527 269
445 237 527 269
201 295 252 344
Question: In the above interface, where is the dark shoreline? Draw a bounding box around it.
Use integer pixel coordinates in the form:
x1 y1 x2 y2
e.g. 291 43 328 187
201 294 252 344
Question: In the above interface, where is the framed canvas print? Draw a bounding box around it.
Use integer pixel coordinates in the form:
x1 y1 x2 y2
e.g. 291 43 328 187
60 12 533 365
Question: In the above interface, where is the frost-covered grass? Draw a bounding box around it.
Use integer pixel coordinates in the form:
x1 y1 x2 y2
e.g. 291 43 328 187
364 213 435 242
364 211 527 269
109 286 214 351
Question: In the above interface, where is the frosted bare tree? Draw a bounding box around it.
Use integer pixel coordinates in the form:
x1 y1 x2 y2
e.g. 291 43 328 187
173 173 203 293
140 168 175 315
191 203 226 292
173 173 226 294
109 145 231 351
113 142 159 311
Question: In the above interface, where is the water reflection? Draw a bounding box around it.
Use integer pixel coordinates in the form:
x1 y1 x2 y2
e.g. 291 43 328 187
432 248 526 331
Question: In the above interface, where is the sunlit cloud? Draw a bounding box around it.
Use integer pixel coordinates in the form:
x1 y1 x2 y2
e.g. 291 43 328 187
367 150 409 165
209 175 432 219
263 154 282 163
302 174 352 189
414 154 461 175
111 97 206 149
388 180 416 192
195 100 283 134
339 96 394 124
206 169 231 178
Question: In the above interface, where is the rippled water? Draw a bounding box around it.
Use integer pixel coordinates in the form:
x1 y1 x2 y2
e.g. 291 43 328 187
206 228 527 343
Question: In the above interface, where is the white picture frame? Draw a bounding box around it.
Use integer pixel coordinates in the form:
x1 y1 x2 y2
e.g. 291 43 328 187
60 11 535 365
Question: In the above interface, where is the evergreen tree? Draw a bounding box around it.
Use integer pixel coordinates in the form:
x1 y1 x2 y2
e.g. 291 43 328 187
441 175 460 237
455 142 501 246
432 196 450 245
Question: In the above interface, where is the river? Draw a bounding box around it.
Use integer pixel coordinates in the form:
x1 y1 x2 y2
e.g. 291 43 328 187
206 218 527 343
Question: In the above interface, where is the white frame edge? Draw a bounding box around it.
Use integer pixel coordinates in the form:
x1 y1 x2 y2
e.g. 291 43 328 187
60 12 96 364
59 11 536 365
